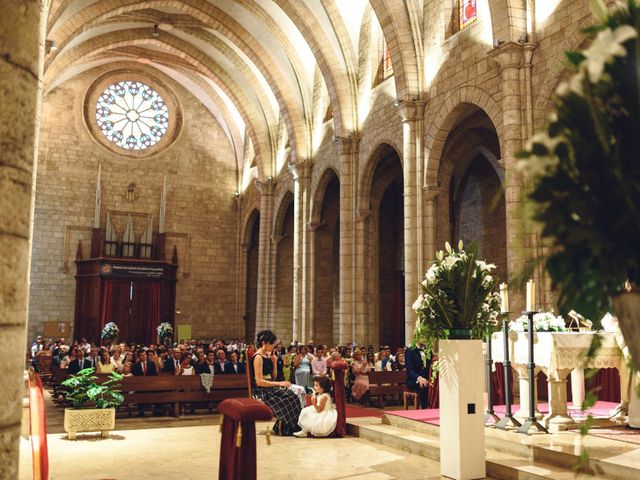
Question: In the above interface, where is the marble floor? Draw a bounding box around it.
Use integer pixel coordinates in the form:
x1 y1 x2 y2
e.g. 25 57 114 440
19 420 451 480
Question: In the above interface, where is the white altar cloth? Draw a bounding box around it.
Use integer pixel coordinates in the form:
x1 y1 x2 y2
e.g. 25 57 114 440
491 332 620 428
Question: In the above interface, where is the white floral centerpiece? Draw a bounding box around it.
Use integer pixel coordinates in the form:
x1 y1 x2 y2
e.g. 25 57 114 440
157 322 173 340
412 241 501 350
509 312 567 332
101 322 119 340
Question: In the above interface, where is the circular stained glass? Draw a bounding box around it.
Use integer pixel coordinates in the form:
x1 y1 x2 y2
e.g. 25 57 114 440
95 80 169 151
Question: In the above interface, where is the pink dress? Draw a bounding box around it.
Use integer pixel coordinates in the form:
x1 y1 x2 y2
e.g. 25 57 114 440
351 360 370 400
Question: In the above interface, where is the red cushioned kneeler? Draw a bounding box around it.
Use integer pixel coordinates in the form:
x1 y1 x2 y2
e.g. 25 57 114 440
218 398 273 480
330 360 348 437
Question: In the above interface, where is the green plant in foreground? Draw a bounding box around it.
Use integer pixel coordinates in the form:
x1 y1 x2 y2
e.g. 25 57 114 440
61 368 124 409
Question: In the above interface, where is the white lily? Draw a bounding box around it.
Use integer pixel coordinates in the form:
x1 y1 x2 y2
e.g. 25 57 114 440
581 25 637 83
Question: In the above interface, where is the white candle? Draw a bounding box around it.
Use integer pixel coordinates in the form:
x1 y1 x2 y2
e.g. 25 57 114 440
526 279 536 312
499 283 509 313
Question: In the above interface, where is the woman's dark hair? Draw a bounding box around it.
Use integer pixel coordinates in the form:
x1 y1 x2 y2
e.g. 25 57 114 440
256 330 277 346
313 375 332 394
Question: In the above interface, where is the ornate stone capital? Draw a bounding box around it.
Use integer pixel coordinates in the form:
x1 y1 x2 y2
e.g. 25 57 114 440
288 159 313 181
422 184 441 201
306 221 326 232
396 95 427 122
487 41 525 70
254 176 275 195
355 208 371 223
333 133 361 156
270 233 284 246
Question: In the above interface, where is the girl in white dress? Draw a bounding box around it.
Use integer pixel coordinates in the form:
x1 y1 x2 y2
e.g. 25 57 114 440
294 376 337 438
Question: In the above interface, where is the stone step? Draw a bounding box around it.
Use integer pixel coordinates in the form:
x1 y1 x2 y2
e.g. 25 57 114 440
380 412 640 480
347 417 602 480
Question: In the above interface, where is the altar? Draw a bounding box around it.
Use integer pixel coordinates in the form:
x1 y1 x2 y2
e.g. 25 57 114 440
491 332 620 429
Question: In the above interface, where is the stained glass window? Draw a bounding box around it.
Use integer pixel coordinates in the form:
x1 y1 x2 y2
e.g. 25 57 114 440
459 0 478 30
382 38 394 80
95 80 169 151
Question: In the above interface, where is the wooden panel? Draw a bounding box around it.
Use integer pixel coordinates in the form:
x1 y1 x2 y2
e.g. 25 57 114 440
368 371 407 385
43 321 71 338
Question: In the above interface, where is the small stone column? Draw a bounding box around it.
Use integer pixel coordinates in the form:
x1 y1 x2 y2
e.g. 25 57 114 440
289 160 312 343
397 98 426 346
336 135 361 345
254 177 275 334
0 0 46 476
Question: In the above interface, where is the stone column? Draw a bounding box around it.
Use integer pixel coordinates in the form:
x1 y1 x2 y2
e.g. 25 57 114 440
0 0 46 476
254 177 275 334
288 160 312 343
488 43 527 312
336 135 361 345
397 98 426 346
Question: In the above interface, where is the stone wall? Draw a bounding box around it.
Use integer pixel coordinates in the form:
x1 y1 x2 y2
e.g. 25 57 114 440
29 65 240 342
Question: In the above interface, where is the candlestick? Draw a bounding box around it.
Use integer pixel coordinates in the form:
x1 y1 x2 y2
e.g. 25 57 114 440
499 283 509 314
525 279 535 312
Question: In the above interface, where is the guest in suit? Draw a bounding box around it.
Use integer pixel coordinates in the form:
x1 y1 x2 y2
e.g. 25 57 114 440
132 350 157 376
224 351 246 374
214 349 228 374
68 348 92 374
405 344 430 409
197 351 216 375
163 350 182 374
87 346 99 370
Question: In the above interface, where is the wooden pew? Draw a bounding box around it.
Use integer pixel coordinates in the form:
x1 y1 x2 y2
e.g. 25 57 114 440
367 370 407 407
98 374 248 417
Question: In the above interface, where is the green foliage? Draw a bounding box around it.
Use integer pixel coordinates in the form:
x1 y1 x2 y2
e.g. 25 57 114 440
518 0 640 322
412 241 501 351
61 368 124 409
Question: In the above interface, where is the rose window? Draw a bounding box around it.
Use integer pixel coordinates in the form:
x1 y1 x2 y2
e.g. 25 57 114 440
95 80 169 151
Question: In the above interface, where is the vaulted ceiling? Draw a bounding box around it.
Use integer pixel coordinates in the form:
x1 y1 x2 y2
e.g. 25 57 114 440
44 0 425 187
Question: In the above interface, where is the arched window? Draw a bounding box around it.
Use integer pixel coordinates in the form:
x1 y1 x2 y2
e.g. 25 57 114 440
374 37 394 86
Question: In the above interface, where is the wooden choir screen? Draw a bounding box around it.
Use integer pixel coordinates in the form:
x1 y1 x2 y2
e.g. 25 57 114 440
74 258 177 344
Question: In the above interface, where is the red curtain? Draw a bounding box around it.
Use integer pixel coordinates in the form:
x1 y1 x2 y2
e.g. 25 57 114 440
491 362 514 405
131 281 161 344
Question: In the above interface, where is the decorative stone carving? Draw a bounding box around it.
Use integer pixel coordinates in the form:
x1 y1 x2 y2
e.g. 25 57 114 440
64 408 116 440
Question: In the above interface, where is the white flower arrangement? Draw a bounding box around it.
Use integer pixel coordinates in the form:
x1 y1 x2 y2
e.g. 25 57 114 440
509 312 567 333
413 241 501 349
101 322 120 339
157 322 174 338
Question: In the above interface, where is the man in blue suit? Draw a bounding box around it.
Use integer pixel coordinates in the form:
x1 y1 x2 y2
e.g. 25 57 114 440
405 343 431 409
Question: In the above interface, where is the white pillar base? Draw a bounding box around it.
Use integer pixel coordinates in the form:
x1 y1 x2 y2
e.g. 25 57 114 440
439 340 486 480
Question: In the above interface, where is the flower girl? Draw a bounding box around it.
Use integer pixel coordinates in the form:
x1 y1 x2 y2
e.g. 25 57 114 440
294 376 337 438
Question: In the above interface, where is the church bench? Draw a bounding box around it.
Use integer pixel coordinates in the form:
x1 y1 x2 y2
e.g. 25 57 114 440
367 370 407 407
94 374 248 417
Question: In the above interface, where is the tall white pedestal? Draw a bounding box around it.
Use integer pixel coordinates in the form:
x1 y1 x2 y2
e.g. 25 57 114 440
439 340 486 480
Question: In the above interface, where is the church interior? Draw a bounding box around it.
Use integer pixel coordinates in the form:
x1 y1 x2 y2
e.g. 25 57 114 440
2 0 640 479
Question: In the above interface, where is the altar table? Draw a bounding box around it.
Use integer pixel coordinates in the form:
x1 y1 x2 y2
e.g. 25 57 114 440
491 332 620 428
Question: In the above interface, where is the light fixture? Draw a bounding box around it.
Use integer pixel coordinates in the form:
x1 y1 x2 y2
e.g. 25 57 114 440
233 191 240 198
45 39 57 54
151 25 161 39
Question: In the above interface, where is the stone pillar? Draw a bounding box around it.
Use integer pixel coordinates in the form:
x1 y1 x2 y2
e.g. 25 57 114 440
397 98 426 346
336 135 361 345
254 177 275 334
0 0 46 476
488 43 527 312
289 161 312 343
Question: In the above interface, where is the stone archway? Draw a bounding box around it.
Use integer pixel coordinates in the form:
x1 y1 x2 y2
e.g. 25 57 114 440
274 194 294 341
313 170 340 346
244 210 260 342
364 144 404 349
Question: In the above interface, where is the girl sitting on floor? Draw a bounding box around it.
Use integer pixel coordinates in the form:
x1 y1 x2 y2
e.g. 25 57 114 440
294 375 337 438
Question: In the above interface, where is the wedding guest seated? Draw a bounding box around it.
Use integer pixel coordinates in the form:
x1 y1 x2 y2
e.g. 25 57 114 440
214 349 228 374
311 346 327 376
294 345 313 389
163 349 183 374
295 376 337 438
392 351 406 371
351 351 370 403
87 346 99 370
96 349 114 374
132 350 157 377
68 347 92 374
197 350 216 375
375 350 392 372
148 350 163 374
224 351 246 374
121 362 133 377
179 355 195 375
110 347 124 372
366 352 376 370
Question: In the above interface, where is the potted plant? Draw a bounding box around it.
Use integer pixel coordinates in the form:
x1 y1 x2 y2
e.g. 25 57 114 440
157 321 174 345
61 368 124 440
517 0 640 370
101 322 120 346
412 241 501 349
412 241 501 480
